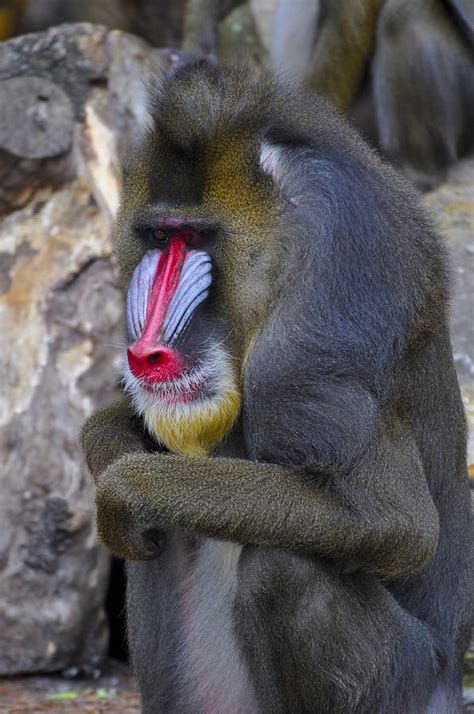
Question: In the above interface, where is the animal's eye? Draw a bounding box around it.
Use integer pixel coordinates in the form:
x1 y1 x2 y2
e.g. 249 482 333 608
152 228 168 244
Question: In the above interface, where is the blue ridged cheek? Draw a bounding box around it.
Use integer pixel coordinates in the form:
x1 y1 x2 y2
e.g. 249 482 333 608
126 249 160 342
126 249 213 345
162 251 212 345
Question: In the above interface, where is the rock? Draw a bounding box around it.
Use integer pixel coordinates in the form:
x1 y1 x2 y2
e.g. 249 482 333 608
0 23 176 676
0 182 117 674
0 23 109 113
0 24 175 215
0 76 74 159
0 23 107 215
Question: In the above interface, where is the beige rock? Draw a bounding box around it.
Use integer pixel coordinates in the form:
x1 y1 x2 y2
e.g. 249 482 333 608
0 181 120 674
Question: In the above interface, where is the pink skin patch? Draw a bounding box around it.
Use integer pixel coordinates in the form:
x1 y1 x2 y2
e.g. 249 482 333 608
127 234 189 381
139 370 210 404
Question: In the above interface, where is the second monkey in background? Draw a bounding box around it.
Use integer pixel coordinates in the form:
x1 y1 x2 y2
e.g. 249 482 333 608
184 0 474 188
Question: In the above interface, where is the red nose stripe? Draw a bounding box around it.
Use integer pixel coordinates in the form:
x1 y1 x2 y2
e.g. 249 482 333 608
127 235 189 381
140 235 188 348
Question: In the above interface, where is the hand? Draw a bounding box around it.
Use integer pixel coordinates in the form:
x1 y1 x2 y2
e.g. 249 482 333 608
95 452 168 560
81 398 151 483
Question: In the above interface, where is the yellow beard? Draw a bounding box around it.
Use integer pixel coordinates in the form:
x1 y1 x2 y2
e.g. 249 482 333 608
143 380 241 457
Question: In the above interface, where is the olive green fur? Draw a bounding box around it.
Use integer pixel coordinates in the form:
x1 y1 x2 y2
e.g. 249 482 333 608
81 58 472 712
84 404 438 576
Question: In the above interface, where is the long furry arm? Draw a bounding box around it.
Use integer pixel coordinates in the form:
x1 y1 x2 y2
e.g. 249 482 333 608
95 415 439 578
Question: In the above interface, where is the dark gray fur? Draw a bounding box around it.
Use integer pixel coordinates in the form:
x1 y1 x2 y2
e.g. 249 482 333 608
82 61 473 713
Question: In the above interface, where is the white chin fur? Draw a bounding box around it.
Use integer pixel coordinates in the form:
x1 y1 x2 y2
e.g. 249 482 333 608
122 344 237 424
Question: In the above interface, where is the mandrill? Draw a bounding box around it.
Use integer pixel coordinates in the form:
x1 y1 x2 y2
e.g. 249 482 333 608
81 60 473 713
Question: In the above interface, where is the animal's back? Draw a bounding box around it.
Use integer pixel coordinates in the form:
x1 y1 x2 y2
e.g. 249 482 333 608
388 328 473 666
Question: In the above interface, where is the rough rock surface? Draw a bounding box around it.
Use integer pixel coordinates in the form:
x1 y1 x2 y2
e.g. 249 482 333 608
0 23 175 676
0 184 117 675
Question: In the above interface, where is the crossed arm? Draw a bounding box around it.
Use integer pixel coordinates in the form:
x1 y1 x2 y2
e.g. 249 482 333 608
81 396 439 578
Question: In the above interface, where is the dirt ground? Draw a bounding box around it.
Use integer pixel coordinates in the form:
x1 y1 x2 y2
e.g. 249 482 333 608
1 663 474 712
0 661 139 714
